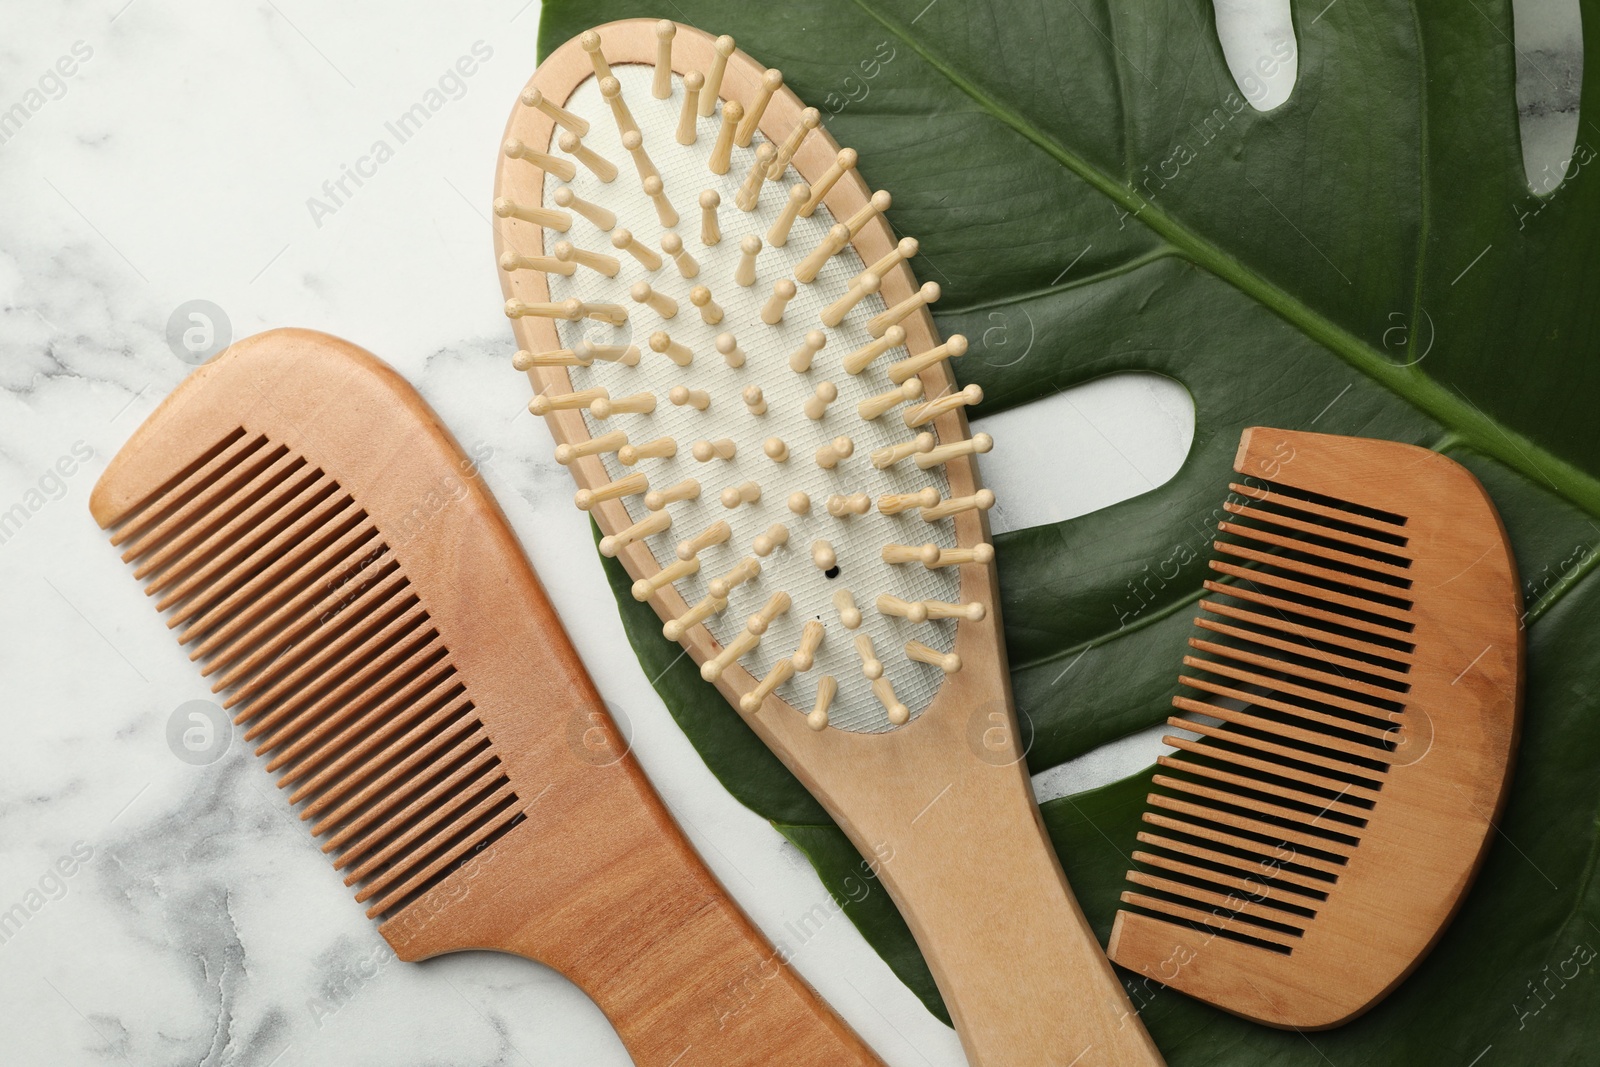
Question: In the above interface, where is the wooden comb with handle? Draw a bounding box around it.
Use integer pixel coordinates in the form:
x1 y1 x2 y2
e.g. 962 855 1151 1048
89 328 881 1067
1108 427 1523 1028
496 21 1164 1065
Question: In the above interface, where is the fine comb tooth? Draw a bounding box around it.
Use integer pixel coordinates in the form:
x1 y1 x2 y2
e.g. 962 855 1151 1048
109 428 256 549
292 686 475 809
266 654 455 778
360 799 524 919
1110 427 1522 1028
343 779 517 885
130 444 297 576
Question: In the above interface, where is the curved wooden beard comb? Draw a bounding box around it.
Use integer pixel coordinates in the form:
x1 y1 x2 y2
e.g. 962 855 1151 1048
493 19 1164 1066
89 328 880 1067
1108 427 1523 1028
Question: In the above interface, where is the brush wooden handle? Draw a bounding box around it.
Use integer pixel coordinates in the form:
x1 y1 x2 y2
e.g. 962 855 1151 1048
836 737 1163 1066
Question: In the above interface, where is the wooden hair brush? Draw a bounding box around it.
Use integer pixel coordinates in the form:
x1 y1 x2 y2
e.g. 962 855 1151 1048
1107 427 1523 1028
89 328 881 1067
495 20 1163 1066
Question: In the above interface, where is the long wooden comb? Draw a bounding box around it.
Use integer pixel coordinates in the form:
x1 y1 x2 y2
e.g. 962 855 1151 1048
89 328 880 1067
1107 427 1523 1028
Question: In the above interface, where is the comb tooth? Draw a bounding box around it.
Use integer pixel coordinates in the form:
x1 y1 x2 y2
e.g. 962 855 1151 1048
1119 891 1303 950
867 237 919 279
652 20 675 98
709 101 742 174
530 387 609 416
556 429 628 466
795 224 850 284
800 148 857 217
631 282 679 320
1226 483 1409 541
905 384 984 428
1152 775 1363 842
1181 652 1402 729
702 629 761 682
130 445 295 574
877 488 939 517
1162 735 1379 802
676 520 731 560
110 430 257 549
715 333 746 367
736 145 776 211
286 684 470 800
362 799 524 919
858 379 922 421
1197 599 1413 670
503 138 577 182
612 228 663 271
914 433 992 470
789 330 826 373
832 589 862 628
598 76 637 137
649 330 694 366
625 131 662 187
802 380 837 419
811 540 837 571
868 281 941 338
787 492 811 514
183 513 374 657
503 254 578 277
225 587 418 711
346 776 515 887
820 270 880 328
746 591 791 635
906 640 960 675
842 326 906 376
152 473 336 608
167 489 355 632
815 436 853 469
708 556 760 599
1155 756 1371 820
826 493 871 518
662 234 700 279
632 557 699 601
699 35 736 117
887 335 969 385
1146 794 1354 861
1142 811 1346 877
871 676 910 725
854 633 883 679
557 131 618 183
1216 519 1413 584
1223 499 1409 561
310 730 492 835
791 620 825 670
808 676 836 730
677 71 704 143
767 185 809 250
720 481 762 510
921 489 995 523
506 297 582 321
740 658 795 713
699 189 722 245
1201 580 1415 652
551 186 615 230
513 349 586 368
324 730 491 853
268 655 456 777
1188 636 1408 706
1171 715 1384 788
644 174 678 228
581 30 613 80
1175 679 1397 754
768 111 819 180
735 68 782 146
844 191 891 238
521 87 589 137
761 279 797 324
1123 874 1309 934
494 198 571 232
553 241 622 277
1209 562 1414 628
205 547 400 687
874 433 937 470
762 437 789 463
1128 851 1325 909
751 522 789 556
690 438 736 463
1134 830 1335 892
877 595 928 622
664 595 727 641
741 387 766 416
576 472 650 511
598 511 671 558
667 385 711 412
1215 541 1414 604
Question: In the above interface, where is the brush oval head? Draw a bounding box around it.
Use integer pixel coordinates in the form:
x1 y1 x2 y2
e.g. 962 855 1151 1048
1107 427 1523 1028
495 22 998 737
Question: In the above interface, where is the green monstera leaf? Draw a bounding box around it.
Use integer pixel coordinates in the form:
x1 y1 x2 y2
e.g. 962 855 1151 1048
548 0 1600 1058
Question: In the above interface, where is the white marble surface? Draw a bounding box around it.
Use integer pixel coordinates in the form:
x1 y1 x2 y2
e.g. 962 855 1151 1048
0 2 1576 1065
